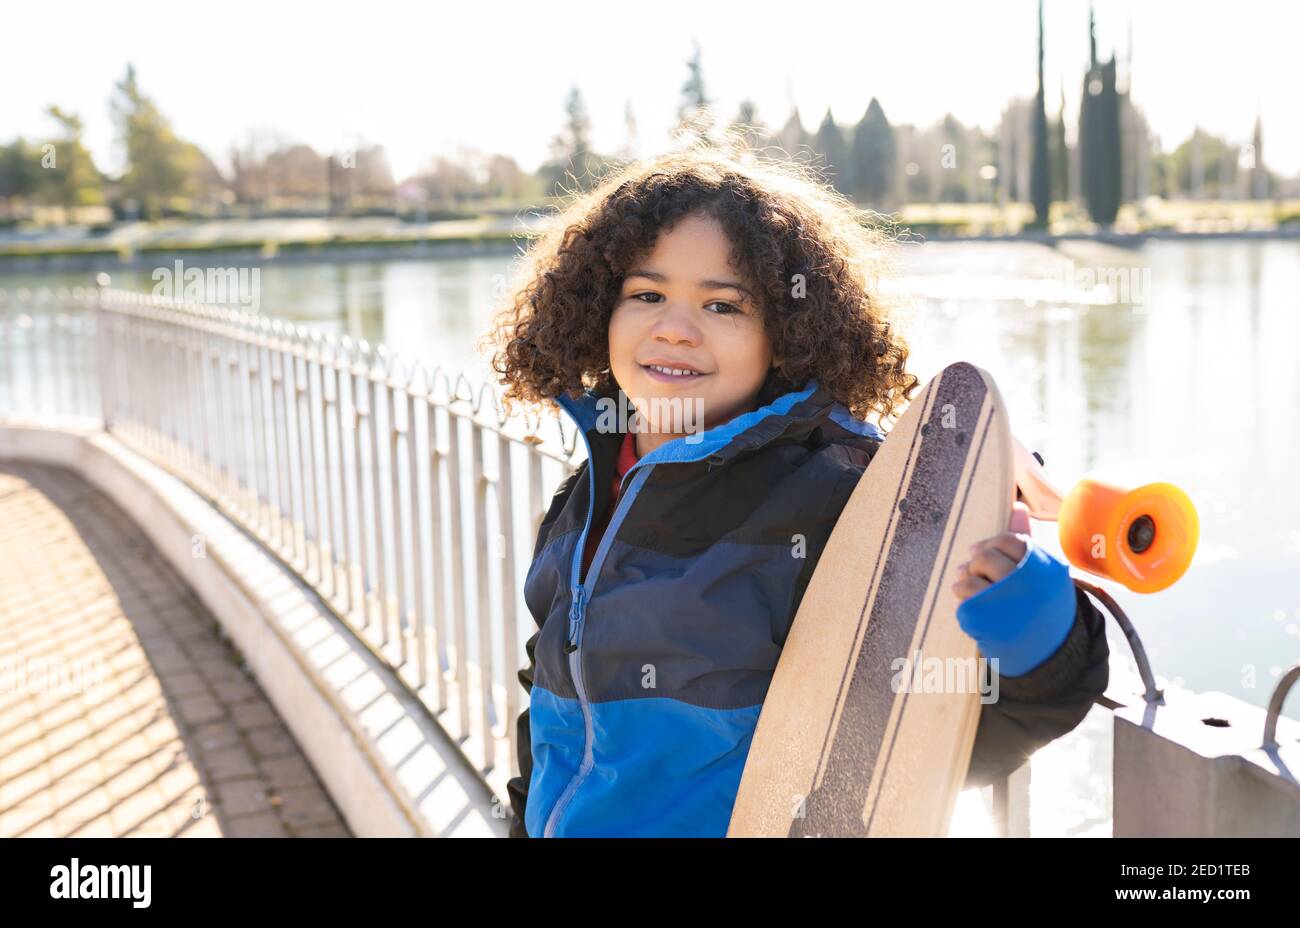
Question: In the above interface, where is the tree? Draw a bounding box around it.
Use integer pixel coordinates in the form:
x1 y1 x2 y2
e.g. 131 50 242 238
229 128 281 210
559 85 592 163
183 142 228 210
483 153 528 200
620 101 639 161
417 155 477 203
727 100 769 152
851 98 897 208
352 145 396 200
775 107 809 156
0 139 42 207
110 63 196 218
815 109 851 197
264 143 328 201
1028 0 1051 229
1078 8 1122 227
675 40 715 143
540 86 603 196
1165 129 1240 199
936 113 972 202
322 143 394 215
1050 83 1070 204
1248 113 1269 199
38 106 105 214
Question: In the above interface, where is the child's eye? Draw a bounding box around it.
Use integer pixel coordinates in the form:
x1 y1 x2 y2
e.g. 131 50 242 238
626 292 739 315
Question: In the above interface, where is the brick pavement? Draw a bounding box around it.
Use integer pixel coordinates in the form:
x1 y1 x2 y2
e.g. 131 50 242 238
0 461 353 837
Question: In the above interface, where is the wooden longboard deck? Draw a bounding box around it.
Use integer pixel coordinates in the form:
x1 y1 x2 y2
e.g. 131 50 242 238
728 362 1014 837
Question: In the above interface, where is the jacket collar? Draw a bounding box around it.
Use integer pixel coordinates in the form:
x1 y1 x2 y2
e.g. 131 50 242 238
555 377 855 468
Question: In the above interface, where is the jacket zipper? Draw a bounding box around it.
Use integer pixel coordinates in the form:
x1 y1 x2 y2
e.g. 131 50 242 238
541 449 655 837
537 384 822 834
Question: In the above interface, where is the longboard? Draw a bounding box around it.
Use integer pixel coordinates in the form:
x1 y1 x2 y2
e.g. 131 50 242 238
728 361 1014 837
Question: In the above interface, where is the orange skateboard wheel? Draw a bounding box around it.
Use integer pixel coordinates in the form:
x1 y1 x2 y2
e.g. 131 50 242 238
1057 477 1199 593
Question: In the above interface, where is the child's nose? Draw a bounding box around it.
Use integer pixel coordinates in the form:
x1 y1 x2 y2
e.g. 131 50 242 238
648 302 703 343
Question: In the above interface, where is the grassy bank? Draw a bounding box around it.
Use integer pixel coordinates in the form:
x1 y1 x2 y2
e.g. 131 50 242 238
2 199 1298 263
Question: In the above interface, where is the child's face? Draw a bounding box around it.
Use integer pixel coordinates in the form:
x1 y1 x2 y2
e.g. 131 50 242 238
609 213 775 447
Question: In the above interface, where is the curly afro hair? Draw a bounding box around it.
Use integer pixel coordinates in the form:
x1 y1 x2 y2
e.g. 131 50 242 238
479 138 918 426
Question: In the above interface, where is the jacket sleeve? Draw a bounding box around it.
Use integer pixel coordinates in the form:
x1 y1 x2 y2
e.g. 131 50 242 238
506 466 583 838
963 580 1111 789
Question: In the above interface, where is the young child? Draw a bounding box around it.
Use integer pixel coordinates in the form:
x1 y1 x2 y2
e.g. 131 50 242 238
483 144 1109 838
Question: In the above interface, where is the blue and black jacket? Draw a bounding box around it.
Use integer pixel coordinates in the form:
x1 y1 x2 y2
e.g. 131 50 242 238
507 376 1110 837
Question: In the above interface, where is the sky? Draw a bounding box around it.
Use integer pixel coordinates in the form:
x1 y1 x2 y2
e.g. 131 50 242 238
3 0 1296 182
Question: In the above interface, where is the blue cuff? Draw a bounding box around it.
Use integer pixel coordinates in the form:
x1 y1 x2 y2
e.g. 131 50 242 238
956 537 1077 677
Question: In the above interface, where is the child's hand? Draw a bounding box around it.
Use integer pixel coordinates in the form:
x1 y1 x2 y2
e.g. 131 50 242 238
951 501 1032 601
952 501 1078 677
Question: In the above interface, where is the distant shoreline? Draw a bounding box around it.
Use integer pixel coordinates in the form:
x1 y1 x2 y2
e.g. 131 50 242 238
910 226 1300 247
0 235 525 274
0 224 1296 275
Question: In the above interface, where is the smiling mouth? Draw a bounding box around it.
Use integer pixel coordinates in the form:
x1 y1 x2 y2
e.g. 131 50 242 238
641 363 711 380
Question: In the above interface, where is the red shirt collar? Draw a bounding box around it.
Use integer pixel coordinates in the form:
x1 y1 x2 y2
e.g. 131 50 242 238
616 430 640 478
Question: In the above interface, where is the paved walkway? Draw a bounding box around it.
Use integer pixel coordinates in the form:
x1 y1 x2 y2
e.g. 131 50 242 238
0 461 352 837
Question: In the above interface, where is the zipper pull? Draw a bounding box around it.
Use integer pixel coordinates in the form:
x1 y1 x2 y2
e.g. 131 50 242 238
565 588 585 653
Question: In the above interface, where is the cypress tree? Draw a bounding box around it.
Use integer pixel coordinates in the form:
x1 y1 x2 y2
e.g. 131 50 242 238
1051 82 1070 204
1079 7 1122 227
1029 0 1051 229
814 109 850 198
676 41 715 143
852 98 897 208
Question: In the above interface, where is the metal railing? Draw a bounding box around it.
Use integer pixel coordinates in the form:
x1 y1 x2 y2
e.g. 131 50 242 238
0 290 100 420
0 279 588 810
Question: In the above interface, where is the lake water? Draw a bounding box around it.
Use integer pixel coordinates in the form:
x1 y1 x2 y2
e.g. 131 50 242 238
4 236 1298 835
